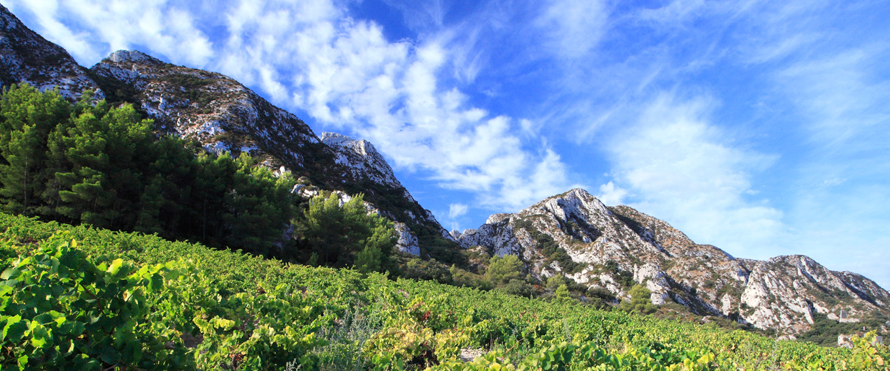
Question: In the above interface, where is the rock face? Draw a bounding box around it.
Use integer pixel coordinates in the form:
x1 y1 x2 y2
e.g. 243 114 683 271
3 5 887 336
319 132 452 253
87 52 455 256
321 132 403 189
738 256 890 333
0 4 102 100
456 188 890 335
0 6 456 259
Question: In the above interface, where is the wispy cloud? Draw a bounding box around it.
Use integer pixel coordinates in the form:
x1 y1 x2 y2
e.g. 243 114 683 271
448 203 468 219
7 0 215 66
606 93 785 255
597 181 628 206
6 0 890 287
5 0 578 212
535 0 608 59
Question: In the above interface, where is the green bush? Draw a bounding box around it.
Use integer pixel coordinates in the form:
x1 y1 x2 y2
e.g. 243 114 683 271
401 258 452 284
296 192 396 272
485 254 523 286
620 284 657 315
500 279 535 298
0 239 188 370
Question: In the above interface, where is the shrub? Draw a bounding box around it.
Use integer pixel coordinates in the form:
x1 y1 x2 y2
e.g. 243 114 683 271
619 284 657 315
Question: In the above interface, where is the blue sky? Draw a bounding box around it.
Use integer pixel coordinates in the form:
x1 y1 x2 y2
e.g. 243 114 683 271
4 0 889 288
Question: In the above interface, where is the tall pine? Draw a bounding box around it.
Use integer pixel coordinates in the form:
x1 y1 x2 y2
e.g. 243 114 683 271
0 84 70 215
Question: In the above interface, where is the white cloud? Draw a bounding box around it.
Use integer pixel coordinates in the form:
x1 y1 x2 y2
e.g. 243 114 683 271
778 48 890 152
607 93 785 255
382 0 446 31
638 0 706 26
6 0 215 66
5 0 577 213
535 0 609 59
597 181 627 206
448 203 468 219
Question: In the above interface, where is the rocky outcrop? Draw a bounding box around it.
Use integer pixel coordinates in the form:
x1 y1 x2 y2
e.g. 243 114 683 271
0 6 457 259
738 255 890 333
319 132 454 251
88 51 457 257
456 188 890 335
321 132 403 189
456 189 672 299
0 4 101 100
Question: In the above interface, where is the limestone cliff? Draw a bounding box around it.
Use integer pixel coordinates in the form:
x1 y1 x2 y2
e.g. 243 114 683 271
0 5 455 258
0 4 101 100
456 188 890 335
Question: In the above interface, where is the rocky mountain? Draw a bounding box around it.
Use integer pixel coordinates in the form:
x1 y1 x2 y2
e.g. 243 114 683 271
0 4 100 100
0 5 455 258
3 4 887 337
454 188 890 336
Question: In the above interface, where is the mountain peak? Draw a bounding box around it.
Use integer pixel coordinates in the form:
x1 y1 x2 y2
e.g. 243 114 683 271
0 4 102 100
321 132 402 189
106 50 162 65
456 188 890 335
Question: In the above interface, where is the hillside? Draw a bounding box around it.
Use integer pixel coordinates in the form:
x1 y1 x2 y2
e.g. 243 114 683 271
2 213 888 370
0 4 456 261
455 188 890 336
1 3 888 340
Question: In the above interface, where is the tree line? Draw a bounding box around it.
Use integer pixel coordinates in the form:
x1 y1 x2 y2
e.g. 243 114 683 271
0 84 395 273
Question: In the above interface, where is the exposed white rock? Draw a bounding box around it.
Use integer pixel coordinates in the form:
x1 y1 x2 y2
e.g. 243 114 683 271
457 187 890 336
0 5 103 101
321 132 404 189
394 223 420 255
721 294 733 315
838 334 854 348
634 263 670 305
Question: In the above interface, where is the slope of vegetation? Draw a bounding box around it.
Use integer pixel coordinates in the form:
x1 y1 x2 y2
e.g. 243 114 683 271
0 84 398 274
1 213 888 370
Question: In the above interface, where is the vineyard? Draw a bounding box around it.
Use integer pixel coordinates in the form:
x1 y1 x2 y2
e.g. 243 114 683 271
0 213 887 370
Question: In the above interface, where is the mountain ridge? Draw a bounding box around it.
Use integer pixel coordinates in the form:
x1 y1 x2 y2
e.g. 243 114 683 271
0 3 457 259
2 4 886 338
454 188 889 336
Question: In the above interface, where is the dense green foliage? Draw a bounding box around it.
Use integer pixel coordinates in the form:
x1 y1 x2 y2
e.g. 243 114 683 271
296 192 396 273
798 313 889 348
620 284 658 315
2 213 888 370
0 84 296 256
0 240 187 369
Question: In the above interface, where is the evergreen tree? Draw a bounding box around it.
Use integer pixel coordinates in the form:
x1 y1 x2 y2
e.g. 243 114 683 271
620 284 657 314
220 153 296 255
547 274 569 292
0 86 304 263
0 84 70 215
554 284 572 304
485 254 523 286
47 96 155 229
297 192 395 271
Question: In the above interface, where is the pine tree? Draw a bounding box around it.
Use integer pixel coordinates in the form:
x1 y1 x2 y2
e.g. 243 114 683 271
620 284 657 314
48 98 155 229
485 254 523 287
554 284 572 304
297 192 395 270
0 84 70 215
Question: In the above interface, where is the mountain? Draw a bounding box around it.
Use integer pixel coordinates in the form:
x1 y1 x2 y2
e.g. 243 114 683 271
0 4 455 259
454 188 890 336
0 5 101 100
2 4 886 337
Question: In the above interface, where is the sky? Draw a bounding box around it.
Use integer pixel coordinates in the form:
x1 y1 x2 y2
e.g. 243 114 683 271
4 0 889 288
